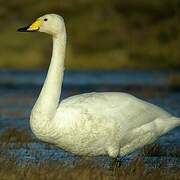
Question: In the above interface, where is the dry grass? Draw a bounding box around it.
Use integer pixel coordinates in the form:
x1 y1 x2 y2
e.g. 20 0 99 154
0 156 179 180
0 128 180 179
141 143 180 158
0 128 34 145
141 143 164 156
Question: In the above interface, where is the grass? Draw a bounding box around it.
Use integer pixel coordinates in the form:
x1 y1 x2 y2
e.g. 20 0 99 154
0 128 34 149
0 128 33 144
141 143 180 158
0 128 180 180
0 0 180 70
0 154 179 180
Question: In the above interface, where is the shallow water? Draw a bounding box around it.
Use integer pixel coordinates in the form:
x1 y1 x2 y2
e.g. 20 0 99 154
0 70 180 167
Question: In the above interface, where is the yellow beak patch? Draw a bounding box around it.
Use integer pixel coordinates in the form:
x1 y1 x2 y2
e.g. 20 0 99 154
27 19 43 31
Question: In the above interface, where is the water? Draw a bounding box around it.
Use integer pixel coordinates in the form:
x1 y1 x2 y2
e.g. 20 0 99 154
0 70 180 167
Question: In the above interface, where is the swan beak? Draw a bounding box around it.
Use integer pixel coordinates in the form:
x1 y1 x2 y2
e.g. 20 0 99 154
17 20 43 32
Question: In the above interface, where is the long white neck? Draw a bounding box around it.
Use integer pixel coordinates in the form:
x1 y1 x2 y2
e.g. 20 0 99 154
32 28 66 119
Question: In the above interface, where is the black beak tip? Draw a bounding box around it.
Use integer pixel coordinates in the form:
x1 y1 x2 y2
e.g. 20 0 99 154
17 26 29 32
17 28 23 32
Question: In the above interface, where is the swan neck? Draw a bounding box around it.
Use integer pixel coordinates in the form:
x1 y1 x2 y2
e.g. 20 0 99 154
32 29 66 119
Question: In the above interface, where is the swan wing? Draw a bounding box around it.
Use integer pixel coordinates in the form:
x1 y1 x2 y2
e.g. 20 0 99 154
53 92 176 156
56 92 171 130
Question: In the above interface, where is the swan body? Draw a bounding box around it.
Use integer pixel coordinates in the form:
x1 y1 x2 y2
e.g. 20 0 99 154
18 14 180 158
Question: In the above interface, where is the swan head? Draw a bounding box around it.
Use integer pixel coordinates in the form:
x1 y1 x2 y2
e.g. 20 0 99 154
17 14 65 36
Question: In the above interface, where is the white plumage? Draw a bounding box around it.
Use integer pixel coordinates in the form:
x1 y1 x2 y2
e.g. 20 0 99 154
18 14 180 158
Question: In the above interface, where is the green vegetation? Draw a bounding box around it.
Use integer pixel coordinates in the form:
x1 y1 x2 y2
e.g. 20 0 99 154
0 0 180 70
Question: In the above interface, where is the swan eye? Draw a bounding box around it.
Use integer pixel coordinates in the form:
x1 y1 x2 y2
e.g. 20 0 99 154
44 18 48 21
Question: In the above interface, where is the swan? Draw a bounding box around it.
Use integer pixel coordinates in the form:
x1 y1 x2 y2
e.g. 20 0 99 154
17 14 180 159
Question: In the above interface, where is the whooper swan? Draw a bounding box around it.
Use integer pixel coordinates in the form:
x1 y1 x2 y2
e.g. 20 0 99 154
18 14 180 159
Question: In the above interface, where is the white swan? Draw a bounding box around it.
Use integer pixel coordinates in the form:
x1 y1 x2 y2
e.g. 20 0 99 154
18 14 180 158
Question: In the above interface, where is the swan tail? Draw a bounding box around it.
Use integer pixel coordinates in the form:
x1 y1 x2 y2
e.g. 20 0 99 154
169 117 180 126
155 116 180 135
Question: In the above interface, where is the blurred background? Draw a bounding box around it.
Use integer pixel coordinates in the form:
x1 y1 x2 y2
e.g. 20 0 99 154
0 0 180 70
0 0 180 168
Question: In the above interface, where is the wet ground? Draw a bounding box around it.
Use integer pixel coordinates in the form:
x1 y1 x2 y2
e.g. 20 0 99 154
0 70 180 168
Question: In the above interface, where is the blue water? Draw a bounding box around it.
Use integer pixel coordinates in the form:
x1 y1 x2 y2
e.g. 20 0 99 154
0 70 179 87
0 70 180 167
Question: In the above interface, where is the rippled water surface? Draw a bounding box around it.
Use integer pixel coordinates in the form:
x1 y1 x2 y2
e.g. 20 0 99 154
0 70 180 167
